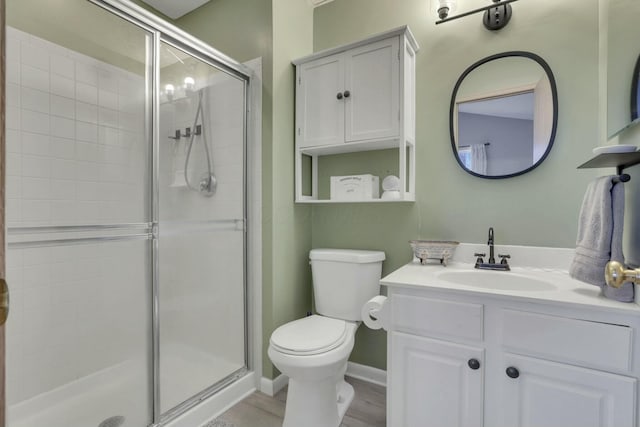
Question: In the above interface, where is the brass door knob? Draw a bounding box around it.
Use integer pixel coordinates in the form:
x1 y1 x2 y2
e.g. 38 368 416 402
605 261 640 289
0 278 8 326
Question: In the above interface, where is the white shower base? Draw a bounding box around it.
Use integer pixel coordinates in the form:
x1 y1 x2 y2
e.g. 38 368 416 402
8 345 249 427
159 343 245 412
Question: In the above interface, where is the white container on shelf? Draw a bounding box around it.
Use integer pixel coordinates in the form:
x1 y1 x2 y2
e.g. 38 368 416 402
330 174 380 200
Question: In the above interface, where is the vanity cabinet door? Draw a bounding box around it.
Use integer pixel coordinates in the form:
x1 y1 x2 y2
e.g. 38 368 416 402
389 332 484 427
499 353 636 427
297 53 345 148
344 37 400 143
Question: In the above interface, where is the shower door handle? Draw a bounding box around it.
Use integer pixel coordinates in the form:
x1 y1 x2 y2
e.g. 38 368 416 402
0 278 9 326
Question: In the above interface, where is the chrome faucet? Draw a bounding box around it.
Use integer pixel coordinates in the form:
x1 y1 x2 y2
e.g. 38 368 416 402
474 227 510 271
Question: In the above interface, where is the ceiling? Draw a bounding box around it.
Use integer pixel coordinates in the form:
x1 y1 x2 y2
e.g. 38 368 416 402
459 92 534 121
138 0 211 19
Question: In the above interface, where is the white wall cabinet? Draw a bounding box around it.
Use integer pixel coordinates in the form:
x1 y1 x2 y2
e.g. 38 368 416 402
297 53 345 148
293 26 418 203
386 288 640 427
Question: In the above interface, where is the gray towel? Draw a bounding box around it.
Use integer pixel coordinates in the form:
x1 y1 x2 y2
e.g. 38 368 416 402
570 176 632 302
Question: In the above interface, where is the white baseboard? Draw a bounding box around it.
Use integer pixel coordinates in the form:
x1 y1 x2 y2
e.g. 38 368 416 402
259 362 385 397
346 362 387 387
260 373 289 397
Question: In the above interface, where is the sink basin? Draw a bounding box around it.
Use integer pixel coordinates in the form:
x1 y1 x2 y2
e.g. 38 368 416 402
436 270 557 292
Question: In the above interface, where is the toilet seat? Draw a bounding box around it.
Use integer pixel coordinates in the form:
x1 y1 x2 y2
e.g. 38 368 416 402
270 315 348 356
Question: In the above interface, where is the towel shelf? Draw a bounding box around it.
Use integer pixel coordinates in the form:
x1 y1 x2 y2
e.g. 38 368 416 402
577 151 640 175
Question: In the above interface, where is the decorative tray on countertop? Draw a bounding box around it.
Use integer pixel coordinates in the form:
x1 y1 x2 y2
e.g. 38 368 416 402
410 240 459 266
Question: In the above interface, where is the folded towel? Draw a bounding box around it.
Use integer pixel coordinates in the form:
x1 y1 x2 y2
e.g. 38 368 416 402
570 176 632 302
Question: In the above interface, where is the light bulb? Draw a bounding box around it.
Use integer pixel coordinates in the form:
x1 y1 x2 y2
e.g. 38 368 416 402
184 76 195 92
165 84 175 101
436 0 456 19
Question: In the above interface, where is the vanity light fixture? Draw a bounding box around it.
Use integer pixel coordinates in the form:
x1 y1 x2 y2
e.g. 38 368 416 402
165 83 175 101
436 0 518 31
436 0 457 19
184 76 195 92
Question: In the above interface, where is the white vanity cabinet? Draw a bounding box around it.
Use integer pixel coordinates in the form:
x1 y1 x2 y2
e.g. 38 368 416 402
390 332 484 427
293 26 418 202
385 286 640 427
498 353 636 427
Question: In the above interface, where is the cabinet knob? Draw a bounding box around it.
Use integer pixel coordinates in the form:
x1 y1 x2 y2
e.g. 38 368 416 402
336 92 343 100
468 358 481 370
506 366 520 379
343 90 351 98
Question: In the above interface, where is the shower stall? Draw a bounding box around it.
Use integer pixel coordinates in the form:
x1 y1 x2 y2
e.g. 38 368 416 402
3 0 255 426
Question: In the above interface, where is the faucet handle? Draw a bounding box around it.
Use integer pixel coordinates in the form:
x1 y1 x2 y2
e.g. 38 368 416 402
474 253 486 264
498 254 511 265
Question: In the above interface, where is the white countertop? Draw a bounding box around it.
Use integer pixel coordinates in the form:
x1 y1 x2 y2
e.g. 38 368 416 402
381 260 640 314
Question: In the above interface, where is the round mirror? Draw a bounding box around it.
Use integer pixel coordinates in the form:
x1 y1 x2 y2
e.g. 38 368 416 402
450 51 558 179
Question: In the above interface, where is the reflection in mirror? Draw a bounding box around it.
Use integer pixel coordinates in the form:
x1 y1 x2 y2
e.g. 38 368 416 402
450 52 557 179
606 0 640 137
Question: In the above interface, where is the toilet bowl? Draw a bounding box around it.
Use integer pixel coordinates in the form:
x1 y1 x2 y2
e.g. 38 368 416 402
267 249 385 427
268 316 358 427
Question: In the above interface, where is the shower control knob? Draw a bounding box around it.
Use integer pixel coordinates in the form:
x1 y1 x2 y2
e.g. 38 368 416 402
337 92 343 100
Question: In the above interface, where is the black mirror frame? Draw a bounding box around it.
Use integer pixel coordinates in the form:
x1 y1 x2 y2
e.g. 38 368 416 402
631 52 640 122
450 51 558 179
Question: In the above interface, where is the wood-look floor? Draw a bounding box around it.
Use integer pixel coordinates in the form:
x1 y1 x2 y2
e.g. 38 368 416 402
214 377 386 427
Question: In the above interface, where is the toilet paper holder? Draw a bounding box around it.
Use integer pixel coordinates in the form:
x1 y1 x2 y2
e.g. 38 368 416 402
362 295 389 330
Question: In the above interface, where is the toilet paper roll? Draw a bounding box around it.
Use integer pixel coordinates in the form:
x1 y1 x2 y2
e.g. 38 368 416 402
361 295 389 330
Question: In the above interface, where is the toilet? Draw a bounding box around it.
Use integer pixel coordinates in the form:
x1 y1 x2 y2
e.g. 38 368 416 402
268 248 385 427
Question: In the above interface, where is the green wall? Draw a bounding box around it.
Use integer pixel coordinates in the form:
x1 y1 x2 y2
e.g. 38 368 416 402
269 0 314 378
312 0 600 370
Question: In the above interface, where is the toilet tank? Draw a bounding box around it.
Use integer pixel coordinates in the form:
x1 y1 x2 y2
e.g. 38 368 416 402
310 249 385 321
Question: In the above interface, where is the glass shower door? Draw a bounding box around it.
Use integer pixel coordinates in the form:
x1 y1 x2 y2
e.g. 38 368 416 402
4 2 154 426
157 42 247 417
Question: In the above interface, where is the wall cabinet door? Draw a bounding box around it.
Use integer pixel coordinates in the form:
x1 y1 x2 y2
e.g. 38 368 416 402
297 53 345 148
389 332 484 427
297 36 400 148
345 37 400 143
499 353 637 427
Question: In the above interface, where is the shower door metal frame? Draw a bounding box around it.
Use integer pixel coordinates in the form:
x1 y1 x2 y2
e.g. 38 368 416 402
153 35 251 425
86 1 253 425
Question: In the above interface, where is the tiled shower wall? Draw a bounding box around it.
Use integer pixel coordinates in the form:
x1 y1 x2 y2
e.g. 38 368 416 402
5 27 150 405
5 27 147 227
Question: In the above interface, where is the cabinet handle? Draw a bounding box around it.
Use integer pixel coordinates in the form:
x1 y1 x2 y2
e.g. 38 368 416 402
343 90 351 98
468 358 480 370
506 366 520 379
337 92 343 100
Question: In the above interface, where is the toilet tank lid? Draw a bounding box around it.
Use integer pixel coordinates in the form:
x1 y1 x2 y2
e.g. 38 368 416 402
310 249 385 263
